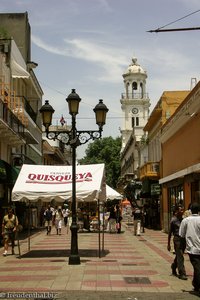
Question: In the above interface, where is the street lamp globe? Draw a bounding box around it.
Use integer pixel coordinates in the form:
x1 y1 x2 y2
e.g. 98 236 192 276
66 89 81 115
93 99 109 129
39 100 55 131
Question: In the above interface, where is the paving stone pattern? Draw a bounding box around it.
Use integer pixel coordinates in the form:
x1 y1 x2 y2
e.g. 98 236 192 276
0 224 198 299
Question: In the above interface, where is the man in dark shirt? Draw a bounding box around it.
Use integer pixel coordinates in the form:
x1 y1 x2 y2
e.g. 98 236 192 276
167 205 187 280
44 205 53 235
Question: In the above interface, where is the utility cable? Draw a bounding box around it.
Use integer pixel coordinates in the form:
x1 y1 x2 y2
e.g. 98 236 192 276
148 9 200 32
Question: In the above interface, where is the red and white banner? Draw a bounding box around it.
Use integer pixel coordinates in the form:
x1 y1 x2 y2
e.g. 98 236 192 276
12 163 106 203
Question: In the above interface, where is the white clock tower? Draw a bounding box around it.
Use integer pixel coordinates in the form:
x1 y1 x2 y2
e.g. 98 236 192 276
120 57 150 151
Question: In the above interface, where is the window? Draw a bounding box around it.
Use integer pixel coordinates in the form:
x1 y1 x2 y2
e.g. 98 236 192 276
132 82 137 90
132 117 134 128
140 82 144 98
132 117 139 128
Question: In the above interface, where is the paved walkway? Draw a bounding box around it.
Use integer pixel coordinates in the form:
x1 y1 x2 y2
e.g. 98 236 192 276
0 223 199 299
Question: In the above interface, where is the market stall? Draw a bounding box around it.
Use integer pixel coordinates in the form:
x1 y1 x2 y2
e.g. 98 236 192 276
12 163 106 203
11 163 106 257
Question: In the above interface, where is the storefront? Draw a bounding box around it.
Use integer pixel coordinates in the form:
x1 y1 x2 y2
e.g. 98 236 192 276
0 159 20 239
140 178 161 229
160 169 200 232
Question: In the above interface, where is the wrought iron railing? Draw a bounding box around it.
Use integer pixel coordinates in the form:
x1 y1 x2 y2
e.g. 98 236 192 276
121 92 149 99
0 98 25 139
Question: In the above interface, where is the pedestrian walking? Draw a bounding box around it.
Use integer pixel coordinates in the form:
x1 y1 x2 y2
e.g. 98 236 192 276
62 205 70 233
44 204 53 235
115 204 122 233
132 206 142 236
167 205 187 280
179 202 200 294
108 205 116 233
62 205 70 227
182 203 192 219
2 207 18 256
54 206 63 235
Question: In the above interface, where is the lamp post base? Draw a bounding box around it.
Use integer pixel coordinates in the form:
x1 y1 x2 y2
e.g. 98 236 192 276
68 222 81 265
68 254 81 265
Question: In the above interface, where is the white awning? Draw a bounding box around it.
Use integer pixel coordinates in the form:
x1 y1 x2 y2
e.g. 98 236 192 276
106 185 122 200
11 40 30 79
159 162 200 184
12 163 106 203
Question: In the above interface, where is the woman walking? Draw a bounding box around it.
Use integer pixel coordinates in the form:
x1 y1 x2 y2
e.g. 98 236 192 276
54 206 63 235
115 204 122 233
108 205 116 233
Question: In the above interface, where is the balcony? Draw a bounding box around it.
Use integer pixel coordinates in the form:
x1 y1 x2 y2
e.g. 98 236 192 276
16 95 37 123
139 162 160 180
0 98 26 145
121 92 149 100
0 79 39 145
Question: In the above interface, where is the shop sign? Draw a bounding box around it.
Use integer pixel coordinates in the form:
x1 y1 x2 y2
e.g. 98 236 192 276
151 183 161 195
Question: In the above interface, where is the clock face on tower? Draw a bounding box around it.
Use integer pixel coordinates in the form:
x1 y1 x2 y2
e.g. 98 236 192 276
132 107 138 114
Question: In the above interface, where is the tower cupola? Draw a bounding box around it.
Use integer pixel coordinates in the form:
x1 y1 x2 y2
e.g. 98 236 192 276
120 57 150 150
123 57 147 99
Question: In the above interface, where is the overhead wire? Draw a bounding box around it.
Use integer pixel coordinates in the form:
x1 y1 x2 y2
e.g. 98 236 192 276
40 81 122 120
157 9 200 30
148 9 200 32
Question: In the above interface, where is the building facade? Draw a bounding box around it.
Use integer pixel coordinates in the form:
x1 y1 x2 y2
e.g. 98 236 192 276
0 13 45 232
139 90 190 229
159 82 200 232
0 13 43 207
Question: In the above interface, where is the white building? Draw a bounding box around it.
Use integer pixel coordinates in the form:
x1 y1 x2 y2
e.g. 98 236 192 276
120 57 150 181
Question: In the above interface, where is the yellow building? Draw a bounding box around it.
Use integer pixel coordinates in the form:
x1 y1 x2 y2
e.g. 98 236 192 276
159 82 200 231
140 90 190 229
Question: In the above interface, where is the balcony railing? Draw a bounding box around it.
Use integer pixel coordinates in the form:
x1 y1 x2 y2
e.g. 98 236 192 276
121 92 149 100
0 77 41 144
139 162 160 180
0 97 25 139
16 95 37 123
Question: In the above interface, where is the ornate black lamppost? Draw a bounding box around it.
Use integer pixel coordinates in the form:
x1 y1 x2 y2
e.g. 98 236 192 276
40 89 108 265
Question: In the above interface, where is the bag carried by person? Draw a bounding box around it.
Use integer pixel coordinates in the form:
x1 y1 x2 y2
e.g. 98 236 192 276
116 223 120 229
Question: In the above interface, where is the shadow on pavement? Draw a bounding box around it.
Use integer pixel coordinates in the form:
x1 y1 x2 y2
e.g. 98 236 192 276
20 248 110 258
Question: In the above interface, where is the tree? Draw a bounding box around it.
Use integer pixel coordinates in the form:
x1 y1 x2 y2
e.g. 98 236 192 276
78 136 121 188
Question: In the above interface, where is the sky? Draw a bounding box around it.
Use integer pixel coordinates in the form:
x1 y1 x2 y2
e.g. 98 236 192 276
1 0 200 158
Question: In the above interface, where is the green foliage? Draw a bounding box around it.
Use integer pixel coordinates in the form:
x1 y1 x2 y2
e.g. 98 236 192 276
0 27 10 39
140 134 149 145
78 136 121 188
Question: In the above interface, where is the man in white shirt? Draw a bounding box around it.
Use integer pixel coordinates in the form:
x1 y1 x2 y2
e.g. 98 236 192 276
179 202 200 294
